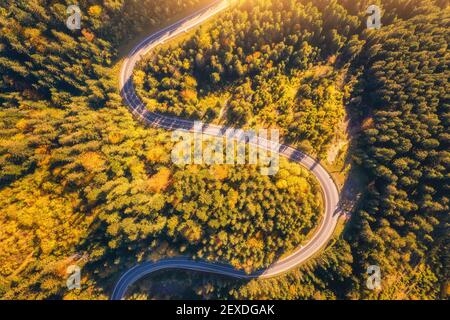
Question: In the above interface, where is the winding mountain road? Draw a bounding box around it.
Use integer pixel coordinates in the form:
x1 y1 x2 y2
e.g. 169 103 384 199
112 0 341 300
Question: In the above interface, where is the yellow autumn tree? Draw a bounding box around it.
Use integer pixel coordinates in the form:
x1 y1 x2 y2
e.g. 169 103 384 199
88 5 102 17
78 152 106 173
147 167 172 193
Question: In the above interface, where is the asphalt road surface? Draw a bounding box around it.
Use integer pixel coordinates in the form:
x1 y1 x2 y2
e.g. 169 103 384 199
112 0 341 300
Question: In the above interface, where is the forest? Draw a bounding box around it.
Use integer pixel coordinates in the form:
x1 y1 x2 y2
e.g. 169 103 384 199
0 0 448 300
135 0 350 157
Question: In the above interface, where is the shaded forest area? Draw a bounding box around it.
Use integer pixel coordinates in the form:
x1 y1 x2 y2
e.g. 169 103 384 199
0 0 448 300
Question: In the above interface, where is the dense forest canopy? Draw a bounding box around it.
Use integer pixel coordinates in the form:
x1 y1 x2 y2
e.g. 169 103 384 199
349 9 449 299
135 0 352 157
0 0 322 299
0 0 448 300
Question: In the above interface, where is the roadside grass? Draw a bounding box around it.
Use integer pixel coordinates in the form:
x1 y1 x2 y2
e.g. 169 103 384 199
323 137 350 190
